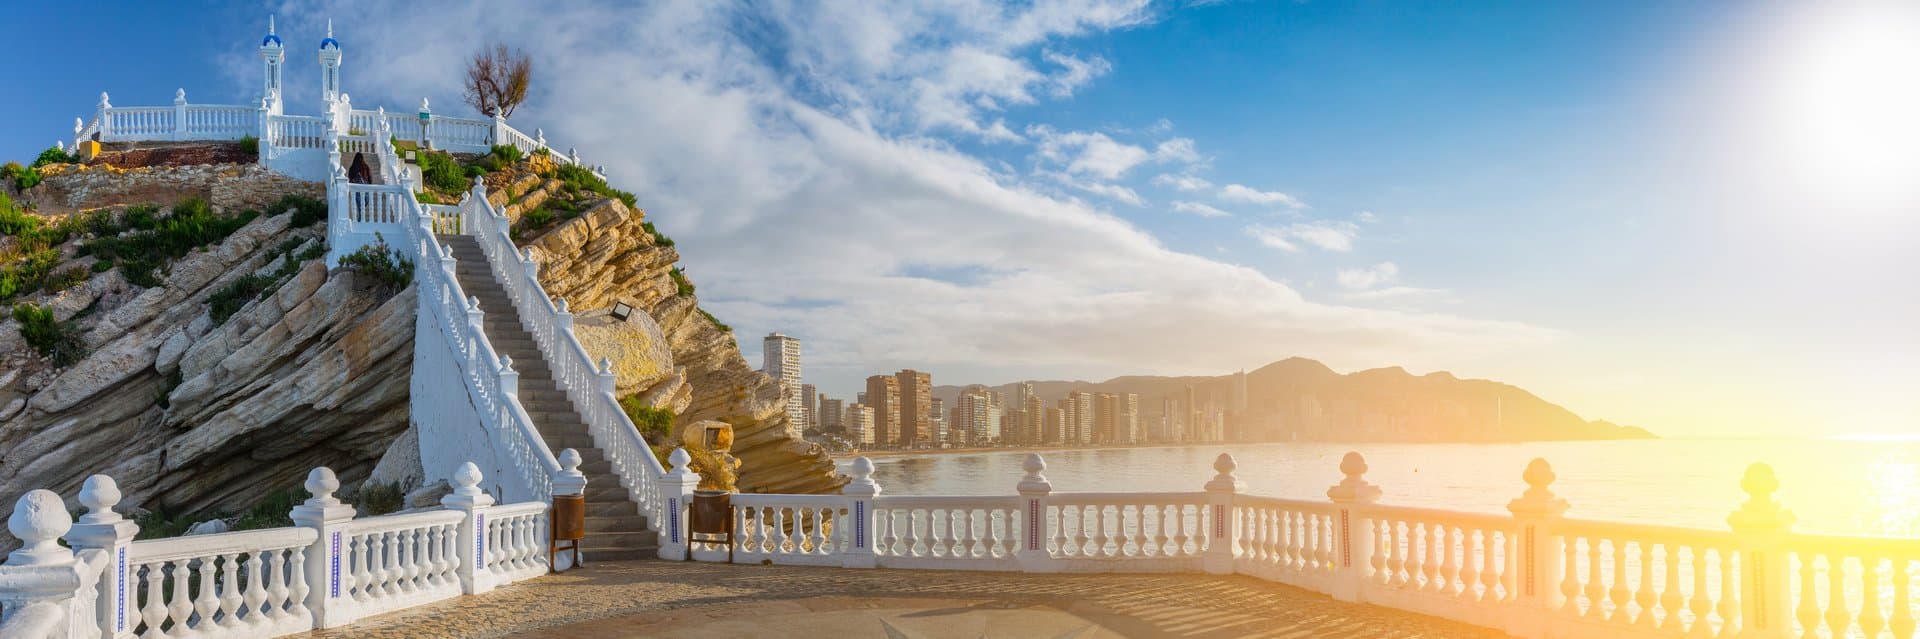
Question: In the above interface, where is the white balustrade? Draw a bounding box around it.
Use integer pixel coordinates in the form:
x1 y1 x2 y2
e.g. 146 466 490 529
126 528 318 638
1046 492 1210 569
182 105 259 140
729 494 847 567
428 116 492 153
102 107 175 142
872 495 1022 570
332 511 465 621
481 502 549 584
1234 495 1339 590
266 115 327 151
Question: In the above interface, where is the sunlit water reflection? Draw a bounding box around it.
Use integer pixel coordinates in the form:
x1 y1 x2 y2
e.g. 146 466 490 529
843 438 1919 537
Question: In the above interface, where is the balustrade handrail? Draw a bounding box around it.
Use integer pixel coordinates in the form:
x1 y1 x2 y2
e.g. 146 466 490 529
1362 503 1521 529
126 527 318 564
1234 494 1337 512
344 509 467 535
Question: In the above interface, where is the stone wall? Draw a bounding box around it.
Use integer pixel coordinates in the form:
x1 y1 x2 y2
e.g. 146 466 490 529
29 162 321 216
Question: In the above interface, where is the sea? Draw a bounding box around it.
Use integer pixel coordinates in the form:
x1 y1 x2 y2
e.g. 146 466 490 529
840 438 1920 538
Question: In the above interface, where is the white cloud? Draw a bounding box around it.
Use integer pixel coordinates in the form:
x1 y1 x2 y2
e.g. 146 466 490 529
1356 210 1380 223
1030 126 1153 179
314 0 1547 391
1171 201 1230 218
1220 183 1307 209
1246 220 1360 252
1337 262 1400 290
1152 173 1213 192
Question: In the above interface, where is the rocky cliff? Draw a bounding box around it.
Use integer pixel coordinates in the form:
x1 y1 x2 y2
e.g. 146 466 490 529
0 163 413 520
483 162 844 494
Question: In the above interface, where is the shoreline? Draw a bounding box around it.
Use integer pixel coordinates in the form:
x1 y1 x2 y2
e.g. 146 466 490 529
831 442 1210 460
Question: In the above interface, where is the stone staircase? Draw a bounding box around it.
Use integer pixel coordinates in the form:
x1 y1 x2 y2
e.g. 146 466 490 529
440 234 657 561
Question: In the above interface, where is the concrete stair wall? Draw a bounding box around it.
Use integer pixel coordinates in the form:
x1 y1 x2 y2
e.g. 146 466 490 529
440 234 658 560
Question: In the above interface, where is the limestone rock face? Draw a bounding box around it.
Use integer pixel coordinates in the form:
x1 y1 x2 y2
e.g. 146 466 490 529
512 191 844 494
0 166 410 521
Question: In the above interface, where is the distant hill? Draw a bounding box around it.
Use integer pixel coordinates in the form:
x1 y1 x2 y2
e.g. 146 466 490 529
933 357 1653 443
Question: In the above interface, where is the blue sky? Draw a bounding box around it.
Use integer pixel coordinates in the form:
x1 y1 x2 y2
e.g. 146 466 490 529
6 1 1917 438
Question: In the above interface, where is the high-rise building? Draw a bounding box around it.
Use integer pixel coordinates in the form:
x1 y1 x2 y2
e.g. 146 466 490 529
895 370 931 446
1117 393 1139 444
1043 407 1064 444
930 397 946 444
846 403 876 445
1065 391 1093 444
800 383 817 432
763 333 804 430
1093 393 1117 443
1014 381 1036 409
865 375 900 445
1231 369 1248 413
1022 395 1045 445
820 397 844 431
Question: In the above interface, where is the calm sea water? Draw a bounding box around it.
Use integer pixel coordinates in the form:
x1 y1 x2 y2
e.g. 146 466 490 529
840 438 1920 538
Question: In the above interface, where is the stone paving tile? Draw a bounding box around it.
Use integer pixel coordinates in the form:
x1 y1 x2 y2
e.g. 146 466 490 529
309 560 1507 639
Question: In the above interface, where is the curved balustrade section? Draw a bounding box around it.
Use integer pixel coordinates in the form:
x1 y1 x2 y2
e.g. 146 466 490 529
334 510 466 621
1362 505 1520 629
873 495 1022 571
730 494 847 567
1786 534 1920 639
1234 495 1339 590
456 188 670 528
126 527 318 638
483 502 550 584
1047 492 1209 569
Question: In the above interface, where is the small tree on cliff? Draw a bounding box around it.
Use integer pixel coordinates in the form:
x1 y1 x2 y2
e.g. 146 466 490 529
463 43 532 118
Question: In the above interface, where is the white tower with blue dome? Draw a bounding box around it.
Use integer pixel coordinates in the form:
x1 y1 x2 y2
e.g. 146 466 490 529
318 20 343 105
259 16 284 114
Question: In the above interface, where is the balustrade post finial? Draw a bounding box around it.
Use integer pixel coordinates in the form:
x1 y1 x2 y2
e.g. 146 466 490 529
667 448 694 477
302 467 342 508
1727 462 1795 635
1728 462 1794 531
443 462 495 508
536 129 546 146
6 490 74 566
175 88 186 104
74 117 83 136
77 475 124 525
555 298 569 314
1507 458 1569 517
1204 452 1243 493
553 449 587 498
99 91 111 108
1016 453 1051 496
468 295 483 312
498 353 520 397
1326 451 1382 504
598 357 614 375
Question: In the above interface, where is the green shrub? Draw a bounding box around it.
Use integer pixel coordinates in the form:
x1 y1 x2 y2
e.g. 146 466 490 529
237 136 259 158
89 260 112 273
642 221 674 247
270 194 326 228
1 162 40 191
489 144 524 164
12 302 86 366
416 150 469 194
132 509 194 541
547 163 636 209
40 267 88 294
621 397 675 444
124 204 160 230
337 237 413 295
416 191 444 205
206 273 273 325
669 267 694 297
0 194 40 236
700 308 730 332
0 249 61 303
348 482 405 516
81 197 259 289
231 486 305 531
520 207 554 229
32 146 78 168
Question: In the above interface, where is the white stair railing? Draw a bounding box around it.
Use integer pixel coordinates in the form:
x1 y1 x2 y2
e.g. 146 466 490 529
457 188 670 528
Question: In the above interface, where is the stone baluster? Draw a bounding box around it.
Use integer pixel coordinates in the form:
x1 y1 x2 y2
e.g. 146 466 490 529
1326 451 1382 603
173 88 189 140
1728 463 1794 639
291 467 358 629
498 354 519 398
442 462 498 595
0 490 92 638
841 457 883 567
67 474 139 638
658 449 701 561
1506 458 1570 638
1014 453 1055 573
466 296 486 359
1201 453 1243 575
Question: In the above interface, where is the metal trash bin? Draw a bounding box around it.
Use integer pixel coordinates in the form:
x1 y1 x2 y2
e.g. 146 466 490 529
550 493 584 571
688 490 733 561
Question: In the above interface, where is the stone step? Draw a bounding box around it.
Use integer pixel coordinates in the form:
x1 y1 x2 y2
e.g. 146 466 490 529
545 434 597 449
580 547 654 562
586 515 649 533
586 485 628 501
587 501 636 517
582 530 658 549
578 460 613 474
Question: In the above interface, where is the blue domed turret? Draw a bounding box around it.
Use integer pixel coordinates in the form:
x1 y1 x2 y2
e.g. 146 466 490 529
261 15 282 47
319 19 339 50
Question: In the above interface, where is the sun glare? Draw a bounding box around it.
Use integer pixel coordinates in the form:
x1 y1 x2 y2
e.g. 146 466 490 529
1759 2 1920 213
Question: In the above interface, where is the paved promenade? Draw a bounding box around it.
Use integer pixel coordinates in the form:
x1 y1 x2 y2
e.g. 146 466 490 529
312 560 1504 638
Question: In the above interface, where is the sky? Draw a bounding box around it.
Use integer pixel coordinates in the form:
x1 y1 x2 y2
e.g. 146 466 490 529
4 1 1917 439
